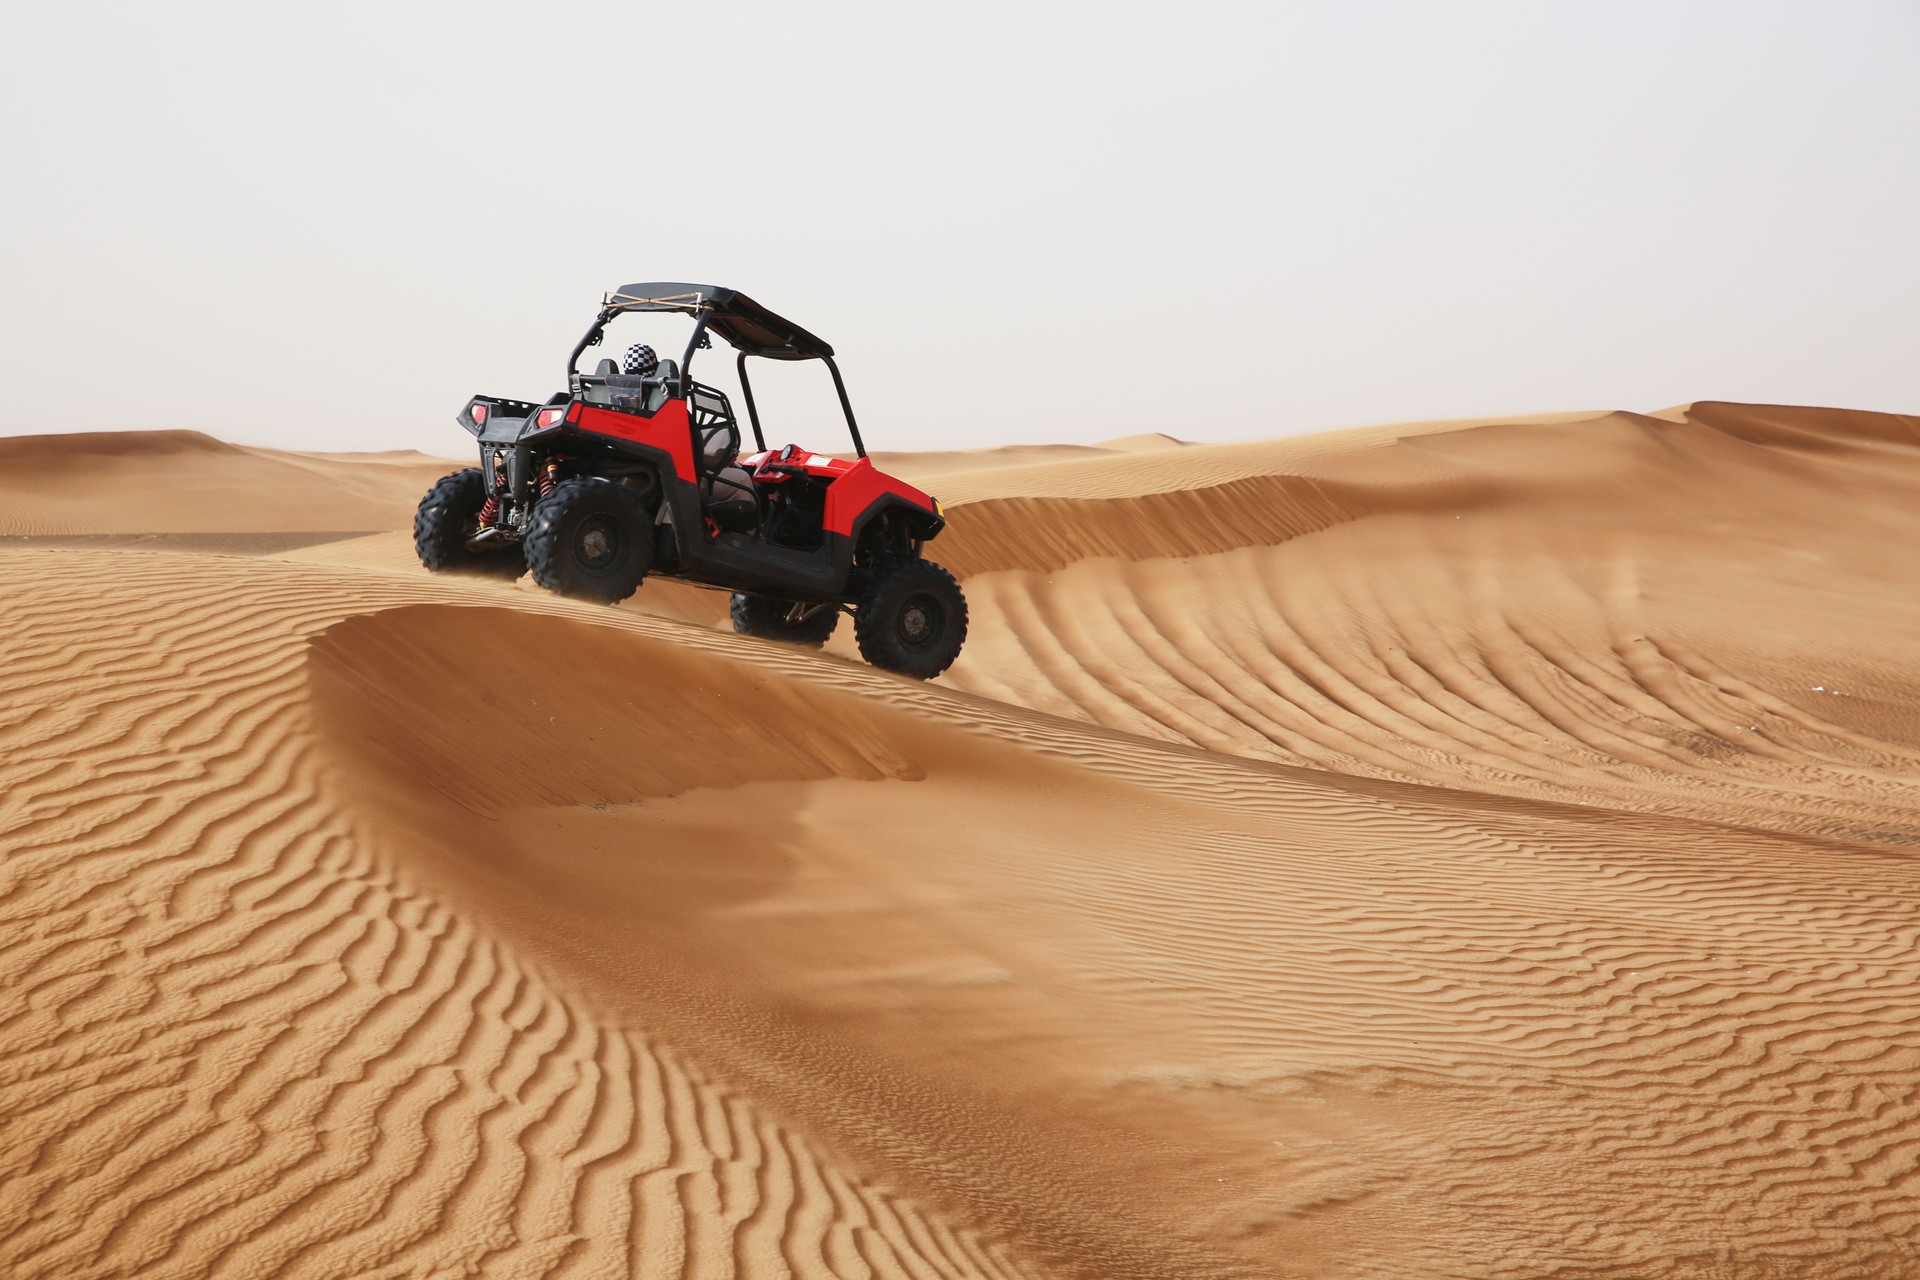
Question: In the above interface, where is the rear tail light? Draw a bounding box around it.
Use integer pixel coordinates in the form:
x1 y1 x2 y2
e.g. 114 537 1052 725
471 403 489 426
536 407 565 428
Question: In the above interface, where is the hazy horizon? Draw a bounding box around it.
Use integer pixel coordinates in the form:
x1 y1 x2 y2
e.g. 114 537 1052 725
4 1 1917 455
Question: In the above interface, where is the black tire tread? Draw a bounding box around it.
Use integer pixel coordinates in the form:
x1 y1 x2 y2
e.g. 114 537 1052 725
413 468 526 579
854 558 968 679
523 477 654 603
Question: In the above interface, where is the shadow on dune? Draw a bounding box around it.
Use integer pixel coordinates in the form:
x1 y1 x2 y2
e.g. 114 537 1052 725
307 604 925 813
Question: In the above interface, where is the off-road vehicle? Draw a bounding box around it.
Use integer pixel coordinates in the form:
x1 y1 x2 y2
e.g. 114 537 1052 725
414 283 966 678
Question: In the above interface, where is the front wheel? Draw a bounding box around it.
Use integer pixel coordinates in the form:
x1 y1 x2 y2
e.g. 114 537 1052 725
414 468 526 579
524 478 655 603
853 558 968 679
731 594 841 647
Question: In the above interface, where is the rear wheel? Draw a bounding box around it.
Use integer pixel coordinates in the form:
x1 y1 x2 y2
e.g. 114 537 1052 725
524 478 655 603
730 594 841 647
854 558 967 679
414 468 525 579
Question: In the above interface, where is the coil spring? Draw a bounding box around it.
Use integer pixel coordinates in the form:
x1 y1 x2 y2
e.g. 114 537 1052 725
539 460 559 498
477 495 499 526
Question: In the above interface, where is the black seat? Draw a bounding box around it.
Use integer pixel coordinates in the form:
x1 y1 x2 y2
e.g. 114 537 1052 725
704 465 759 533
694 418 740 473
578 358 622 405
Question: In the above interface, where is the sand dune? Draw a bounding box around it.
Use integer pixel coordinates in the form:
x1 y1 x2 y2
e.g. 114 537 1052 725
946 403 1920 839
4 403 1920 1277
0 430 456 536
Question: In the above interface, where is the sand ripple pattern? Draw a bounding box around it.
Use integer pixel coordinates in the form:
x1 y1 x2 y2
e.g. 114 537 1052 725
290 596 1920 1278
0 552 1039 1280
8 403 1920 1278
947 404 1920 840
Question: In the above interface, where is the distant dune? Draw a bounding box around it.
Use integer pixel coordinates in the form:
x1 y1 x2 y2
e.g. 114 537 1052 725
0 428 245 461
3 402 1920 1278
0 430 453 535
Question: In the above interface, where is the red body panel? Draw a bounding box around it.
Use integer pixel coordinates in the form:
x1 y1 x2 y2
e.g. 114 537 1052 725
820 456 937 537
574 401 698 483
566 408 932 537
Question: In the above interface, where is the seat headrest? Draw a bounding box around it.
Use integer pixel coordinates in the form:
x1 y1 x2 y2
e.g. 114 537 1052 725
594 358 619 377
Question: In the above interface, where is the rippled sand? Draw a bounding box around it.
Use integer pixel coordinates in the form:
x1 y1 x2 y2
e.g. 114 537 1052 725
5 402 1920 1278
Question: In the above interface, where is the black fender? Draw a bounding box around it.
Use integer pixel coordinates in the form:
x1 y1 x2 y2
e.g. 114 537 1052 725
847 494 946 554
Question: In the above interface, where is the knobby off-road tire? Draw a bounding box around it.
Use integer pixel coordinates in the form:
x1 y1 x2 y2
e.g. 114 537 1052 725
854 558 968 679
414 468 526 580
524 478 655 603
730 594 841 647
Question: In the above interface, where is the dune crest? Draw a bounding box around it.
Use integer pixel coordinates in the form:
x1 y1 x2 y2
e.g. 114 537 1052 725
0 428 242 463
0 433 453 536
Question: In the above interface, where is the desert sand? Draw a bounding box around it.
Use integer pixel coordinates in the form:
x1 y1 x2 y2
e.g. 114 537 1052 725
5 402 1920 1278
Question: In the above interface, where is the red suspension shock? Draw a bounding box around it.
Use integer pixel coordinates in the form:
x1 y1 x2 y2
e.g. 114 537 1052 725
539 458 560 498
480 452 507 527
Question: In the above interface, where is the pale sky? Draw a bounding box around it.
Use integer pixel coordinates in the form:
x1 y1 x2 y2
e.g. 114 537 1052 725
3 1 1916 455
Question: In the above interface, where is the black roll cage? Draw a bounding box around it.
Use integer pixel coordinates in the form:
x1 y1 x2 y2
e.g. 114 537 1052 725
564 295 867 460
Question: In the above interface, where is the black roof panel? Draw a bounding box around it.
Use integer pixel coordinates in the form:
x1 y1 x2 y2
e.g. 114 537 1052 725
605 282 834 360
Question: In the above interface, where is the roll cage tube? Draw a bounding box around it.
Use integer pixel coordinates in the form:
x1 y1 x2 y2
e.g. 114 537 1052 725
568 307 712 399
735 351 768 454
565 308 615 395
732 352 867 460
676 313 710 401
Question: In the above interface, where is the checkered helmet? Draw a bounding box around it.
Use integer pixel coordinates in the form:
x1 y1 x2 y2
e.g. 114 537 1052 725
622 343 659 376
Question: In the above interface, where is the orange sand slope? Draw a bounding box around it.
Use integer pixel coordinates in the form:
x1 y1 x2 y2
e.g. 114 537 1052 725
4 402 1920 1278
0 430 455 537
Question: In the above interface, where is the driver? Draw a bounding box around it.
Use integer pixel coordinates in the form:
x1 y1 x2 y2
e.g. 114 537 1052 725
622 344 659 377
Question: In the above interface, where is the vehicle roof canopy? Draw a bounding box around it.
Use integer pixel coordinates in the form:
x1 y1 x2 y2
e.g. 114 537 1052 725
604 283 834 361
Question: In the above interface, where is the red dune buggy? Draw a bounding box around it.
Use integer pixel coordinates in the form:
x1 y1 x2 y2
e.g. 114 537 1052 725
414 283 965 678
